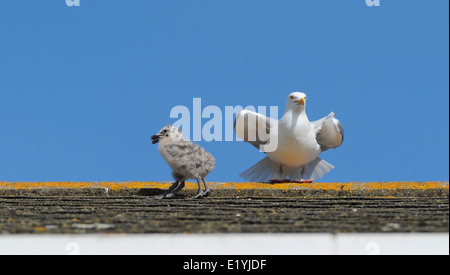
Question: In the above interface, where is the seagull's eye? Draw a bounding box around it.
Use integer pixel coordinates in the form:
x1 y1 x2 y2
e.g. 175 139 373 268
290 96 294 99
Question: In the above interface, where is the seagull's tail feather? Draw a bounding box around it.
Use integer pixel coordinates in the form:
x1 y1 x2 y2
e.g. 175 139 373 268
240 156 335 182
303 157 335 181
240 156 277 182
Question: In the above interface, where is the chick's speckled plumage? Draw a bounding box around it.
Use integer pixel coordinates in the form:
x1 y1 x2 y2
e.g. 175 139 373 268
159 141 215 181
150 125 215 199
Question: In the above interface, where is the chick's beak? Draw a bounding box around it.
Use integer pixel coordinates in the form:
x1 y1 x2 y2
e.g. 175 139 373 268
150 135 159 144
295 98 306 106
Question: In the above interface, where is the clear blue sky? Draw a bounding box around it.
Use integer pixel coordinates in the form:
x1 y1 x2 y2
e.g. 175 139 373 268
0 0 448 182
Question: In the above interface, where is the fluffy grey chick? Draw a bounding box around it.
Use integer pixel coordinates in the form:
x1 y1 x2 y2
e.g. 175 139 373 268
150 125 216 199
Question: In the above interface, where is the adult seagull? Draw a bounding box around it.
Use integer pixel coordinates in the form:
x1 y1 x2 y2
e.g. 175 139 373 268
234 92 344 183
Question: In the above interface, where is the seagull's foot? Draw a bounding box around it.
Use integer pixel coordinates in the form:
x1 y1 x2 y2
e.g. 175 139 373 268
268 179 291 183
291 179 314 183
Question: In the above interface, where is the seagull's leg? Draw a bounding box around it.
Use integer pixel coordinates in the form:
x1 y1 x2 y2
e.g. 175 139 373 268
201 177 210 197
269 165 289 183
270 179 290 183
291 166 305 183
300 165 314 183
292 166 314 183
190 177 204 199
269 165 282 183
291 179 314 183
154 180 179 199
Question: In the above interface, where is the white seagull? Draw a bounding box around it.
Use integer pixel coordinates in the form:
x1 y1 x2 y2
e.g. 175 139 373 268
234 92 344 183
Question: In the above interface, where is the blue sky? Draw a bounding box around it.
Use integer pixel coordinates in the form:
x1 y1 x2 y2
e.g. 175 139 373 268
0 0 448 182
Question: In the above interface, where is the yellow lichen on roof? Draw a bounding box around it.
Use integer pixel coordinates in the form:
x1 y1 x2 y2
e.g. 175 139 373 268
219 181 448 191
0 181 447 191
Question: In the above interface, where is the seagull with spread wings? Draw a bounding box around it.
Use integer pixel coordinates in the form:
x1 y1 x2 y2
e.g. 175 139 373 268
234 92 344 183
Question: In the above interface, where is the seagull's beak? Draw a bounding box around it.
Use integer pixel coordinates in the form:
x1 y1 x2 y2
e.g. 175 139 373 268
150 135 160 144
295 98 306 106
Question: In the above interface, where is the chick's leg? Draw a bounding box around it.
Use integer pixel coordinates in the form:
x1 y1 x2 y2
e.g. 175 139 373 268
154 180 180 199
169 181 185 197
201 177 210 197
190 177 204 199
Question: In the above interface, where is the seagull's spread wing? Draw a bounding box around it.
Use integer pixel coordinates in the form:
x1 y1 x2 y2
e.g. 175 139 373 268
312 112 344 151
234 110 277 151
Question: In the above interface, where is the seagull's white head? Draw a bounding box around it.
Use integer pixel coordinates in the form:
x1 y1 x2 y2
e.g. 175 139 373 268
286 92 307 112
150 125 183 144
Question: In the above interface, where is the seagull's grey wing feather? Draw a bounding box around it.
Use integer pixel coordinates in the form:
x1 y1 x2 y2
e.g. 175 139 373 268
312 112 344 152
234 110 277 151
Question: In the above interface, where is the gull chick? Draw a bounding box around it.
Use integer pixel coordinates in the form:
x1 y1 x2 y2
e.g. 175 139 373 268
235 92 344 183
150 125 215 199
